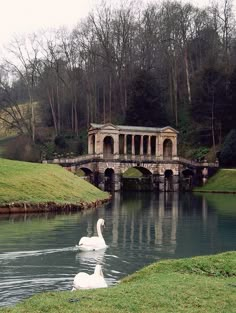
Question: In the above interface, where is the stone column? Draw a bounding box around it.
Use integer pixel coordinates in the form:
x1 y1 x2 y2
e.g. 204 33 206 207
124 134 127 155
97 133 102 155
172 136 177 156
113 134 119 156
132 135 135 155
88 134 92 154
155 136 158 157
140 135 143 155
147 136 151 155
159 137 163 159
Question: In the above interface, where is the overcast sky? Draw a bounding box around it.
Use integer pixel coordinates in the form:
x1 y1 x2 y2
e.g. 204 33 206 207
0 0 212 48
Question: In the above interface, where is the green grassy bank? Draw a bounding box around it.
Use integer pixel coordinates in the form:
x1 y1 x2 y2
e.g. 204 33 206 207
194 169 236 193
0 158 108 206
0 251 235 313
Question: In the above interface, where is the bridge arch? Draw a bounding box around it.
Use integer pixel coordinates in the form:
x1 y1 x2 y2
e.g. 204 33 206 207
103 136 114 157
181 168 194 191
163 139 173 158
78 167 93 182
134 166 152 176
164 169 173 191
122 166 153 176
104 168 115 191
182 168 194 177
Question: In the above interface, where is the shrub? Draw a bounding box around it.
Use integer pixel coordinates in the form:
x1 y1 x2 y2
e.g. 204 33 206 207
54 135 67 149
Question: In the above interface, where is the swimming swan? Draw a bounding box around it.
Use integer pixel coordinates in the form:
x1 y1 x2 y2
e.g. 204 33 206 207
72 264 108 290
77 218 107 251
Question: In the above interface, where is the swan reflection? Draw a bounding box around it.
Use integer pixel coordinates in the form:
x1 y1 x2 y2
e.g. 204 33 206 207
76 248 106 266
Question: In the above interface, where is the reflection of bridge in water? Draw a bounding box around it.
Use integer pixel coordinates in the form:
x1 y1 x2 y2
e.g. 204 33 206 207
111 193 179 254
44 123 219 191
82 192 212 255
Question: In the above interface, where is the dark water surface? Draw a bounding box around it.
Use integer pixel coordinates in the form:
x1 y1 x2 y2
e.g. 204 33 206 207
0 192 236 307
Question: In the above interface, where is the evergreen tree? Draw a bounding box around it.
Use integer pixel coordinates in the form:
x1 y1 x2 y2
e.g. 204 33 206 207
191 67 228 145
125 70 168 127
227 69 236 131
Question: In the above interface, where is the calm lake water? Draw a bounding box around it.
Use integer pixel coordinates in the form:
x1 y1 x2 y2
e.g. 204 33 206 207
0 192 236 307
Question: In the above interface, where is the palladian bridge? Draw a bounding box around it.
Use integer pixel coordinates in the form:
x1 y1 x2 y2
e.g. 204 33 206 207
43 123 219 192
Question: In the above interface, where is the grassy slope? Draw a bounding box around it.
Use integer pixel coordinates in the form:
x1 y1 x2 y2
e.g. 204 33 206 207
0 158 108 204
123 167 143 178
0 251 235 313
194 169 236 192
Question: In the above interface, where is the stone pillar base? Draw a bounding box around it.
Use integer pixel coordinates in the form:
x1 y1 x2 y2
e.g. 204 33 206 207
159 175 165 192
114 174 121 191
172 175 179 191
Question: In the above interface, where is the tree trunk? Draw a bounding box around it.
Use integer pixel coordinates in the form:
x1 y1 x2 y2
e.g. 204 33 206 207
109 75 112 123
103 85 106 123
211 92 216 158
184 46 191 105
173 54 178 126
47 88 58 135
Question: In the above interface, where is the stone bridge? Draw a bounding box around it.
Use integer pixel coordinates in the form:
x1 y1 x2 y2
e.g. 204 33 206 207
43 123 219 192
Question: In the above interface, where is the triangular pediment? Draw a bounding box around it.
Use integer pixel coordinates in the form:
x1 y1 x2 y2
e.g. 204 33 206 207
89 123 118 131
101 123 118 130
161 126 179 134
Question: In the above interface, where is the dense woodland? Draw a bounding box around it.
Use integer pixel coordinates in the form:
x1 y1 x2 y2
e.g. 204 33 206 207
0 0 236 165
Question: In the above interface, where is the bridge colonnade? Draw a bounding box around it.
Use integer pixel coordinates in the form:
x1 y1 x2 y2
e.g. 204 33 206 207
88 123 178 160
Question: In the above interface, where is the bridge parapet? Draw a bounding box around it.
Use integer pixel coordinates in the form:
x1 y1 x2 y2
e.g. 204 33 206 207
178 157 219 168
43 154 180 164
43 154 219 171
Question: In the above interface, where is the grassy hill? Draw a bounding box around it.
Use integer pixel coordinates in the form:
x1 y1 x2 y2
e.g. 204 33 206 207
0 158 108 205
194 169 236 193
0 251 235 313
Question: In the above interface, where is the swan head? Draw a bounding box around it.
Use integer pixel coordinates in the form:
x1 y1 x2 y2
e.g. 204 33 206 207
97 218 105 227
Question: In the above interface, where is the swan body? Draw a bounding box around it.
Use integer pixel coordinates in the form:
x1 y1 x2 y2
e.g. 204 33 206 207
72 264 108 290
77 219 107 251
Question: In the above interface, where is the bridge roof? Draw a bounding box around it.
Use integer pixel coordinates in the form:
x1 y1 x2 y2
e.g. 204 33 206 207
90 123 178 134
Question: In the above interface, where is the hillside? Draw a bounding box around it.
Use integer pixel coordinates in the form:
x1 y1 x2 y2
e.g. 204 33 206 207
194 169 236 193
0 158 108 206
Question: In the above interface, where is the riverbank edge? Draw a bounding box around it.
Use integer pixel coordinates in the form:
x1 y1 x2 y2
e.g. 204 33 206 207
194 190 236 193
0 196 111 214
0 251 235 313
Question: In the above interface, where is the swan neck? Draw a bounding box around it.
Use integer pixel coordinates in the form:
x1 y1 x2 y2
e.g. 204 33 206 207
97 221 103 238
94 265 103 276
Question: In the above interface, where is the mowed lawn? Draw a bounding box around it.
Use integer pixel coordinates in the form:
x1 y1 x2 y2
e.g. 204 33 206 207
0 158 108 204
194 169 236 192
0 251 235 313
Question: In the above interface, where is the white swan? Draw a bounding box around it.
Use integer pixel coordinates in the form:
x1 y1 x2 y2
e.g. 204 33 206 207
72 264 108 290
77 218 107 251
